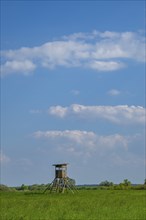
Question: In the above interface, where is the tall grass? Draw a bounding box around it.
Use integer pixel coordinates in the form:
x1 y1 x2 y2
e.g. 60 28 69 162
0 190 146 220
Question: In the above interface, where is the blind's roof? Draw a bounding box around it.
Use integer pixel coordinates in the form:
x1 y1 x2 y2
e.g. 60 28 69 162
52 163 68 167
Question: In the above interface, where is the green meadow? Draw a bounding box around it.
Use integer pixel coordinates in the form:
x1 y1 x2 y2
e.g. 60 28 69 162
0 190 146 220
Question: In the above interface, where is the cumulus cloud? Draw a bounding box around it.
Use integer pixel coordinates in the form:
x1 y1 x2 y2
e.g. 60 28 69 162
31 130 145 176
87 60 125 71
48 104 145 124
1 30 145 76
49 105 68 118
1 60 36 76
32 130 130 157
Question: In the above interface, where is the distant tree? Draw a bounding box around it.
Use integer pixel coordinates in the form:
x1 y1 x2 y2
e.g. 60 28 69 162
144 179 146 185
123 179 131 186
0 184 11 192
28 184 39 191
117 179 132 189
99 180 114 187
28 184 49 191
20 184 28 191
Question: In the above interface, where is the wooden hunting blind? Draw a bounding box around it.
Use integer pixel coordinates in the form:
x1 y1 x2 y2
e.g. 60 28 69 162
44 163 76 193
54 163 67 179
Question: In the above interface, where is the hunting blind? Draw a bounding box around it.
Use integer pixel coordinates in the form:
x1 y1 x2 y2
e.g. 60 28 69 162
44 163 76 193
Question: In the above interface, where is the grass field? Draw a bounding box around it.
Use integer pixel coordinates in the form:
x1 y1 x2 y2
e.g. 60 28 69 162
0 190 146 220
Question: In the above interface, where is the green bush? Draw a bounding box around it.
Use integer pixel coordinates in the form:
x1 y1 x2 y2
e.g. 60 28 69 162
0 184 16 192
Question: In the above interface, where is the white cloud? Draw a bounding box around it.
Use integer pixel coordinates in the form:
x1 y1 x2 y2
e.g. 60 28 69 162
32 130 130 157
49 105 68 118
108 89 121 96
87 60 125 71
1 30 145 76
48 104 145 125
32 130 145 182
1 60 36 76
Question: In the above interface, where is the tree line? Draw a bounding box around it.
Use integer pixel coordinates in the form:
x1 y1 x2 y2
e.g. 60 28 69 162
0 179 146 192
96 179 146 190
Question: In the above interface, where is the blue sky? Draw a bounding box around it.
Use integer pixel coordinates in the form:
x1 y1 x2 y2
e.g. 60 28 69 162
1 1 145 186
